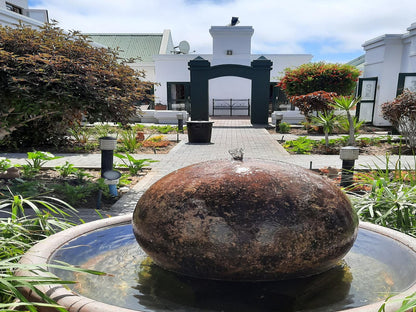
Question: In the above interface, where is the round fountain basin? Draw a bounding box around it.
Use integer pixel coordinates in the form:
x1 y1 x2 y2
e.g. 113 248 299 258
16 215 416 312
133 159 358 280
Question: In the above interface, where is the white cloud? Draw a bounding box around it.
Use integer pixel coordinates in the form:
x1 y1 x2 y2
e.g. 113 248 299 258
30 0 416 62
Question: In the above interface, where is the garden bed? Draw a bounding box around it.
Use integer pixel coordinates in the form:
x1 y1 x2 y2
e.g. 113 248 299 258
273 125 414 155
0 168 145 211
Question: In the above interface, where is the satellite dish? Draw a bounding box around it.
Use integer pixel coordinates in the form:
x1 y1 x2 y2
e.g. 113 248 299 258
178 41 190 54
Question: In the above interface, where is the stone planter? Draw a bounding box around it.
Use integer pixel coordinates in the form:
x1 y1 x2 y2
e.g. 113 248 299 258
186 121 214 143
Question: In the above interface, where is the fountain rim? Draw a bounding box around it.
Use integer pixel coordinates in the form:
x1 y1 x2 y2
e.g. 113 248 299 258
17 214 416 312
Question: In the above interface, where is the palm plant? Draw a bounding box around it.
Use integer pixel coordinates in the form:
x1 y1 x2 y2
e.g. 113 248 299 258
311 111 338 148
330 96 361 146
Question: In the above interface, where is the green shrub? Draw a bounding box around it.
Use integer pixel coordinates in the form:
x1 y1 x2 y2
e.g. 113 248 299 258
283 137 316 154
25 151 62 171
118 128 142 153
68 124 94 144
0 158 12 171
278 122 291 134
55 161 78 178
53 182 101 206
114 153 158 175
150 125 177 134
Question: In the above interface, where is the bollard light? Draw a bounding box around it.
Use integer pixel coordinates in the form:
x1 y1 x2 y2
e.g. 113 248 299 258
177 113 184 132
99 136 120 202
99 136 117 178
339 146 359 187
177 113 184 143
275 113 283 133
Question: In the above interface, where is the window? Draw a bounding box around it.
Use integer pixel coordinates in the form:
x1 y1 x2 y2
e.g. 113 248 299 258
6 2 22 14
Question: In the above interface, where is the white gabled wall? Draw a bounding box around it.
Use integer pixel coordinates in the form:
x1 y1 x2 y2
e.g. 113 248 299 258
363 22 416 126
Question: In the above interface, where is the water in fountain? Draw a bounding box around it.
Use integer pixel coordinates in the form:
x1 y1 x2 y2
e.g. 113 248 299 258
50 223 416 312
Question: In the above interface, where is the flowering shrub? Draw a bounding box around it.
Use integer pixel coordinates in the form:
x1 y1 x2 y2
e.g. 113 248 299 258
382 89 416 149
278 62 360 97
289 91 337 117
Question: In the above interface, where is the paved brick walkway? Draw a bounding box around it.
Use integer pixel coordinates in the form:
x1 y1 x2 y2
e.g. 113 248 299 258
1 116 415 223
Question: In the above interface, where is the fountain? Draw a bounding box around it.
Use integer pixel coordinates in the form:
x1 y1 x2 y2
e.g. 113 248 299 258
18 158 416 312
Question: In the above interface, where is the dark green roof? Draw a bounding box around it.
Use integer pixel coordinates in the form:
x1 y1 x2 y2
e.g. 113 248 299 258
85 33 163 62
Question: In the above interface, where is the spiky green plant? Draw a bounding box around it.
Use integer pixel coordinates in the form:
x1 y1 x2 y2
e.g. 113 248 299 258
311 111 338 148
0 188 104 311
330 96 361 146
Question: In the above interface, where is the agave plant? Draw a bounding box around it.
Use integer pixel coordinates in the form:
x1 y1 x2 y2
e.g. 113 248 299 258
330 96 361 146
311 111 338 148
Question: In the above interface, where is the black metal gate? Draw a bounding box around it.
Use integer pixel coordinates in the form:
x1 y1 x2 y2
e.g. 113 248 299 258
212 99 250 116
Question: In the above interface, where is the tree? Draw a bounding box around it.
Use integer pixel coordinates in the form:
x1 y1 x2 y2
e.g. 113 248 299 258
289 91 337 118
277 62 361 97
330 96 361 146
382 89 416 150
0 22 153 146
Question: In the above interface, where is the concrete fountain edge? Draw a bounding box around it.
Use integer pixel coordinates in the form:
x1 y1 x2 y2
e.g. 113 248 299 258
16 215 416 312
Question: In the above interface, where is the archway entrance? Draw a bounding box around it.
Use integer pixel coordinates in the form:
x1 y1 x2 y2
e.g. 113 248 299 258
188 56 273 125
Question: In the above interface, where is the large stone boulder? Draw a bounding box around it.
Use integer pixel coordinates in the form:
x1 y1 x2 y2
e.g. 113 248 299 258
132 159 358 281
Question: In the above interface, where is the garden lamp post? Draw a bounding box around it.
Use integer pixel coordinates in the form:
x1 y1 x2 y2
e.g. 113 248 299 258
99 136 121 197
99 136 117 177
177 113 184 143
177 113 184 133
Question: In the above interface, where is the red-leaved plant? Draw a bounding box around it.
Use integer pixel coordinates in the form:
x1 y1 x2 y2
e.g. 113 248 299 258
289 91 337 118
382 89 416 150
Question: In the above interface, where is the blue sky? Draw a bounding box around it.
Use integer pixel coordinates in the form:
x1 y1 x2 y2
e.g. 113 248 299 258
28 0 416 63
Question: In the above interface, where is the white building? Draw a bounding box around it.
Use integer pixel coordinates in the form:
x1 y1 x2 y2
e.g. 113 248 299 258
359 22 416 126
0 0 48 28
153 25 312 116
